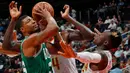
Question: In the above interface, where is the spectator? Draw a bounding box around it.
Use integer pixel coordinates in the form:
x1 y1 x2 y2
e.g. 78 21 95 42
123 26 129 33
120 60 126 69
104 16 111 24
110 63 122 73
122 55 130 73
0 24 4 32
108 19 117 30
103 2 108 8
114 47 123 58
123 47 130 58
118 0 124 6
112 15 118 24
117 26 123 33
95 17 104 32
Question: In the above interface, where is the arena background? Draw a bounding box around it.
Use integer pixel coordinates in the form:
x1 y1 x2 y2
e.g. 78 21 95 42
0 0 129 20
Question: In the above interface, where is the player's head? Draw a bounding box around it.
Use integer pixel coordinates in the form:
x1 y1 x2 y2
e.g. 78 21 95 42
32 2 54 31
93 29 122 49
16 15 39 35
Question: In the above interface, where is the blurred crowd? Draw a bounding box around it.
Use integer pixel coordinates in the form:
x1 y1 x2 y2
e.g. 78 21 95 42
0 54 22 73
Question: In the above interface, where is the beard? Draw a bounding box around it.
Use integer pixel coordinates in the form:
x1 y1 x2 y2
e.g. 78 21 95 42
29 27 40 34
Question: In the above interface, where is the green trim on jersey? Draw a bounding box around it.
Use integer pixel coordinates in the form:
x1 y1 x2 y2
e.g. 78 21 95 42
20 38 54 73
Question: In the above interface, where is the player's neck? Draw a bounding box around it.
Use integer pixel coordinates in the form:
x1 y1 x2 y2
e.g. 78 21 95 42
96 46 108 51
23 33 30 37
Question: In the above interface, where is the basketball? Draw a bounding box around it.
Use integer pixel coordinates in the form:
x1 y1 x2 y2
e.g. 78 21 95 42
32 2 54 22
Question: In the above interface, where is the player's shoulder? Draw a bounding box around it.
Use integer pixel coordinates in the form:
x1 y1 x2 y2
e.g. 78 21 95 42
23 33 38 42
103 51 112 60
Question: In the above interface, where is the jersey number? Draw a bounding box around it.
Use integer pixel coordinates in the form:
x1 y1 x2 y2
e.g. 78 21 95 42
52 57 60 70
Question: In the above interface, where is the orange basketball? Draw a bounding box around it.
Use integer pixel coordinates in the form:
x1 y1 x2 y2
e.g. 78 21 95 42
32 2 54 22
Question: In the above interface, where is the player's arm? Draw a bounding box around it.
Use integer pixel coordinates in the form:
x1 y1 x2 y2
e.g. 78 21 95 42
24 8 59 48
23 33 61 55
2 1 22 52
58 41 101 63
46 29 85 55
64 29 85 43
61 5 94 41
45 32 64 55
76 52 101 63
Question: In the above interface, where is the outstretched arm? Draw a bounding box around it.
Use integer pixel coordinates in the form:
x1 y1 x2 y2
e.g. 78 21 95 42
2 1 22 52
76 52 101 63
61 5 94 40
46 30 86 55
58 41 101 63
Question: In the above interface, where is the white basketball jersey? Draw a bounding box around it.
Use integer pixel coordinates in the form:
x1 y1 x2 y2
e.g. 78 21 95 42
51 55 78 73
81 51 112 73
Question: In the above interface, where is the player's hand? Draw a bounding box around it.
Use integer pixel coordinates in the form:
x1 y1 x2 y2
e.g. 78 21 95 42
9 1 22 21
60 4 70 19
58 40 77 58
32 6 52 20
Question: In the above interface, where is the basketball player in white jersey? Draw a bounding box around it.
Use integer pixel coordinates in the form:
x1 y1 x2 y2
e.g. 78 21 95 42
58 5 122 73
59 29 122 73
51 4 93 72
51 30 90 73
50 32 79 73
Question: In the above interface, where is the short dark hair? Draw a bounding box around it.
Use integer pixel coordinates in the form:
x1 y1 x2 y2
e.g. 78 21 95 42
15 15 28 31
110 30 122 48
